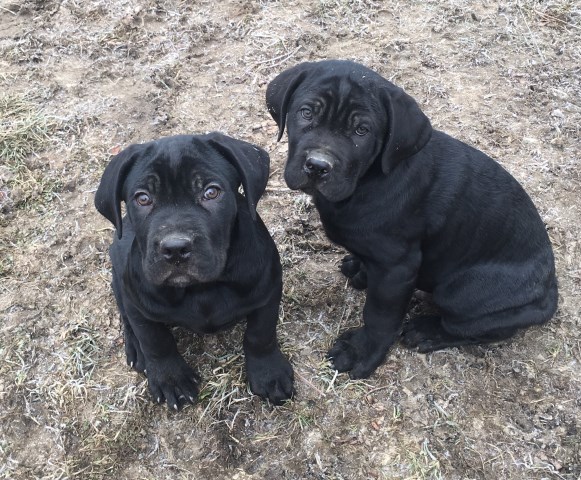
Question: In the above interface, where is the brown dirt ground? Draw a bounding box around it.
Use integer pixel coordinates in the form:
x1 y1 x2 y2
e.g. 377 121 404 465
1 0 579 479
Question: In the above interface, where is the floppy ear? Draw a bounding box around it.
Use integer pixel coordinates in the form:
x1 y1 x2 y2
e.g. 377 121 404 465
94 144 143 239
206 133 270 221
266 63 312 141
380 84 432 174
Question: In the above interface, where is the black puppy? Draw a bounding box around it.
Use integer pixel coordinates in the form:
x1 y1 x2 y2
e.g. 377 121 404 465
266 60 557 379
95 133 293 408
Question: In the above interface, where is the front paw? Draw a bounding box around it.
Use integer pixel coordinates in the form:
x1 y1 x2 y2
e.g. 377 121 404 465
340 255 367 290
145 354 200 410
246 349 294 405
328 327 391 379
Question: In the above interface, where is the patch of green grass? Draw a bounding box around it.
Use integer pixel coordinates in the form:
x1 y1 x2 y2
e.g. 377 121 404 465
0 93 61 211
0 93 54 163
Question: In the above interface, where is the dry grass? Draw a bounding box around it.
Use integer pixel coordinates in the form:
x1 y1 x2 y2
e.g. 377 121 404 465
1 0 580 478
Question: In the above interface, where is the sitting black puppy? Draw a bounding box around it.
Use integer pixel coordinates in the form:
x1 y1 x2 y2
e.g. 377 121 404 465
95 133 293 408
266 60 558 379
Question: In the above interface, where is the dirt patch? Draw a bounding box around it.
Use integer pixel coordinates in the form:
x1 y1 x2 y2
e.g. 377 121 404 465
1 0 579 479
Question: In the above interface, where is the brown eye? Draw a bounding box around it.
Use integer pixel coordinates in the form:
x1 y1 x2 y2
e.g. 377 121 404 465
135 192 152 206
203 186 221 200
355 125 369 136
301 107 313 120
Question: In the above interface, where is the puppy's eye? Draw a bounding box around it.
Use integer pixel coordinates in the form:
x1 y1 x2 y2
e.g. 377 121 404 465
301 107 313 121
203 186 221 200
355 126 369 136
135 192 152 206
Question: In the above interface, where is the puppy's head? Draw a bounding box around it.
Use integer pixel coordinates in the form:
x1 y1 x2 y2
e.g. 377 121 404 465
266 60 432 202
95 133 270 288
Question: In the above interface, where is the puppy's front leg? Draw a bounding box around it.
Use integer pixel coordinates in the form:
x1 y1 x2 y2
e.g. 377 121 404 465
125 306 199 409
244 291 294 405
329 252 420 378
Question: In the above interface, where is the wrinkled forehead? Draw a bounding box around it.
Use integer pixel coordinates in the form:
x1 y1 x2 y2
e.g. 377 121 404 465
125 142 237 196
295 74 384 115
291 74 386 129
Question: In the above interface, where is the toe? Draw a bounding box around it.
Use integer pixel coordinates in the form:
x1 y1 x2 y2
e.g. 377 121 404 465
328 344 355 372
340 255 360 278
176 381 199 404
269 379 294 406
164 389 180 411
148 383 165 405
349 362 374 380
349 272 367 290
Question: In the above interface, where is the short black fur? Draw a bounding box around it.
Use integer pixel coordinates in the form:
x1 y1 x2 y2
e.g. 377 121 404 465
95 133 293 407
267 60 558 378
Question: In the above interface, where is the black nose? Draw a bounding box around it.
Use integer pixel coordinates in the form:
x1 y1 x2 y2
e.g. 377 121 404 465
160 237 192 263
304 156 332 177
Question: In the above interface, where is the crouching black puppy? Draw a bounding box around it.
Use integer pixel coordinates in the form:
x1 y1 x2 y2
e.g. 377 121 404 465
266 60 557 379
95 133 293 408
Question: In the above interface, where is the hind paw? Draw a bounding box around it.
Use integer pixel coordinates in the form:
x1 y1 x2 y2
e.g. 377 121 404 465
340 255 367 290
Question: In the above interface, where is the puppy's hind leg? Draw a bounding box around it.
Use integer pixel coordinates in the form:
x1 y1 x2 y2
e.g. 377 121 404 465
401 315 518 353
340 254 367 290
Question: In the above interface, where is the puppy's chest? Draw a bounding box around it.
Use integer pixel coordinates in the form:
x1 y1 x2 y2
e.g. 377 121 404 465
317 200 391 251
159 287 255 333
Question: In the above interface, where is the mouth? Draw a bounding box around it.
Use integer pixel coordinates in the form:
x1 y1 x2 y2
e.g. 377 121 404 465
144 264 196 287
296 174 355 203
163 273 197 288
144 253 226 287
285 163 325 193
284 175 323 198
299 184 318 195
285 168 337 200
